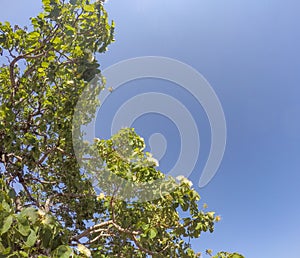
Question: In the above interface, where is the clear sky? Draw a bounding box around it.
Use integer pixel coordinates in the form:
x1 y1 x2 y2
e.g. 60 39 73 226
1 0 300 257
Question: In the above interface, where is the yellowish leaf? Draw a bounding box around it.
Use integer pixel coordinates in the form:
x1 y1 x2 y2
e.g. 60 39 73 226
78 244 91 257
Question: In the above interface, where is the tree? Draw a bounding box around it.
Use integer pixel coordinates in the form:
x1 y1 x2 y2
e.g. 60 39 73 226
0 0 244 257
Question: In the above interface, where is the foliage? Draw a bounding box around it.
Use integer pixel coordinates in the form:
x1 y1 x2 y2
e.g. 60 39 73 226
212 252 245 258
0 0 244 257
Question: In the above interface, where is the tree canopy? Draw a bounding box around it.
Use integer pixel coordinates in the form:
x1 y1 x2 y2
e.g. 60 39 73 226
0 0 244 257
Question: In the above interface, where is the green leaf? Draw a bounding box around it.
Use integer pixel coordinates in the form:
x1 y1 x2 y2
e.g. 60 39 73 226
22 207 38 224
148 228 157 239
8 189 16 199
207 211 215 220
195 222 202 231
18 251 28 257
25 230 37 247
42 0 51 6
52 37 61 45
83 4 95 12
38 67 45 73
49 7 61 19
0 241 5 252
27 31 40 40
41 62 49 68
0 247 11 256
41 226 52 248
141 223 149 230
1 215 13 235
24 133 37 145
70 0 77 5
0 34 6 43
52 245 73 258
230 254 245 258
1 200 10 212
18 223 31 236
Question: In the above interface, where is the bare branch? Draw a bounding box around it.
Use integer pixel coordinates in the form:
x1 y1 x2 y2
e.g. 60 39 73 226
71 220 113 242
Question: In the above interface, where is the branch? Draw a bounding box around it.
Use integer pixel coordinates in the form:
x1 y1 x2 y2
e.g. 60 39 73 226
132 235 169 256
9 51 47 101
71 220 113 242
111 221 140 235
85 231 116 245
18 175 40 208
37 146 64 165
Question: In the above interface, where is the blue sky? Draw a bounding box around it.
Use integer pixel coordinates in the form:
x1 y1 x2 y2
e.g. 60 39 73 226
1 0 300 257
